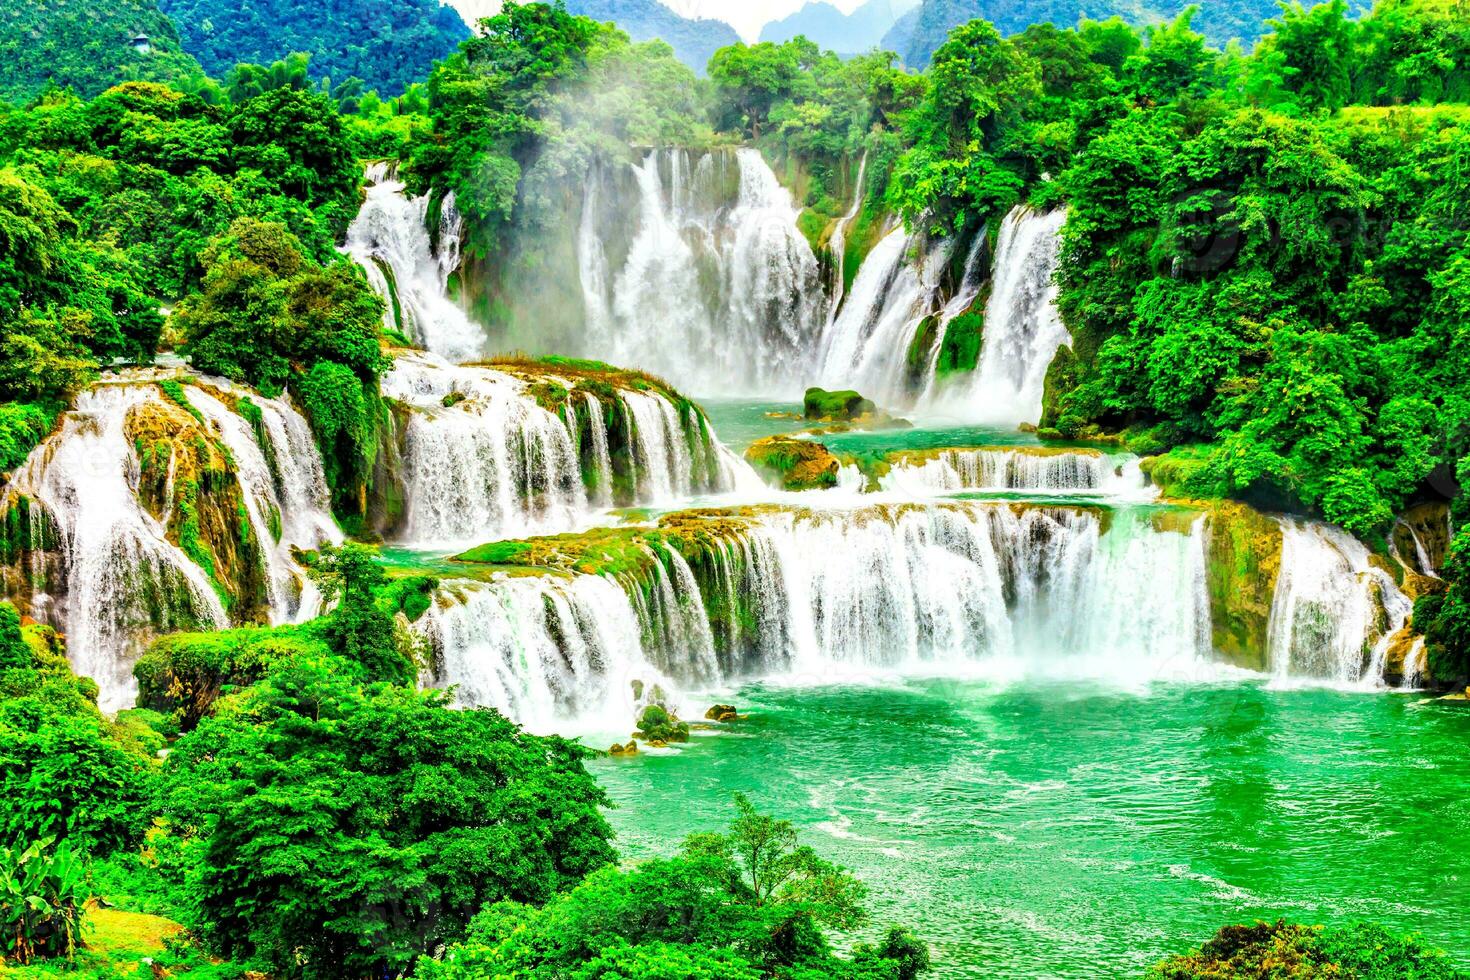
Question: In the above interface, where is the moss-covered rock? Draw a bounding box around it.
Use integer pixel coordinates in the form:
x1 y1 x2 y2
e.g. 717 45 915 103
745 435 840 491
633 702 690 745
1141 445 1221 500
1040 344 1080 431
125 396 269 620
1204 502 1284 671
804 387 877 421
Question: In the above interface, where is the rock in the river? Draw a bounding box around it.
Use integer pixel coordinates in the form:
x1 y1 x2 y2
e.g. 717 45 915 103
745 436 840 491
1204 502 1284 672
704 703 741 722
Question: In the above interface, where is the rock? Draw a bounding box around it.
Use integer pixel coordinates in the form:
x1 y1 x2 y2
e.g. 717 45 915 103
704 703 738 720
1204 502 1284 672
609 740 638 756
804 387 875 421
744 435 841 491
441 391 466 408
1018 422 1038 433
634 703 691 744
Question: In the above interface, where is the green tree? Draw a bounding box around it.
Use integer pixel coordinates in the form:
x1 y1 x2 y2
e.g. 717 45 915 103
306 544 412 684
416 795 929 980
159 661 615 978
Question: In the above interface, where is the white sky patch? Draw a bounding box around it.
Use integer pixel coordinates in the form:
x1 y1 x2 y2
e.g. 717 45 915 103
658 0 871 42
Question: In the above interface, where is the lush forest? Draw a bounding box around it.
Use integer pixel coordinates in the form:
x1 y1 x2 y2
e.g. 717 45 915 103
157 0 469 96
0 0 206 103
1 0 1469 975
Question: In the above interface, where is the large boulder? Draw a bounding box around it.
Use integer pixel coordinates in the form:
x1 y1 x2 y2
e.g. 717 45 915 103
803 387 876 421
1204 502 1284 671
745 435 841 491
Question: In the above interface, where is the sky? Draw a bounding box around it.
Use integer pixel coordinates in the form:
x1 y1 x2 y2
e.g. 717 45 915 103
659 0 871 42
442 0 896 44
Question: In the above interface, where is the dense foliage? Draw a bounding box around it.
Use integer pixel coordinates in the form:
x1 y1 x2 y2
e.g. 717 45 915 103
1150 920 1468 979
158 0 469 97
0 0 204 104
156 659 616 977
882 0 1284 68
416 794 931 980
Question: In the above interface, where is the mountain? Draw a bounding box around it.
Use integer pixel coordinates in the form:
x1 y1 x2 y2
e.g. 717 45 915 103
0 0 205 103
759 0 919 53
445 0 739 72
562 0 741 72
157 0 469 95
881 0 1282 67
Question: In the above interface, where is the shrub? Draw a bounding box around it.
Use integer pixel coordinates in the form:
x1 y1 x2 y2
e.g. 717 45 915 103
0 837 90 964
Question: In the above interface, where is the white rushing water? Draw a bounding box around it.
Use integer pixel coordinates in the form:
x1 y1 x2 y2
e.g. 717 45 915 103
0 378 344 709
382 352 755 550
344 166 487 362
579 148 826 395
3 386 230 708
423 502 1217 729
948 206 1071 426
1266 520 1412 687
825 152 867 323
382 354 589 550
183 384 340 623
879 448 1154 499
418 574 670 734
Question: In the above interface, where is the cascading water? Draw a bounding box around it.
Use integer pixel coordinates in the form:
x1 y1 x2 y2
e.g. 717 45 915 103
418 574 669 733
815 221 990 410
879 448 1154 498
423 501 1218 728
382 354 589 550
579 148 825 394
382 352 756 549
3 386 230 709
344 167 486 362
825 152 867 322
0 377 346 709
951 206 1071 426
1266 520 1412 686
182 385 340 623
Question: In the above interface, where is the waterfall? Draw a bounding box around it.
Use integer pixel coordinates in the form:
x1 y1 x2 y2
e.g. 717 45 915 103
424 501 1217 729
582 393 615 508
343 169 486 362
579 148 825 395
1399 637 1429 690
815 224 989 410
954 206 1071 426
879 448 1154 498
0 377 347 709
3 386 229 709
182 385 339 623
382 352 753 549
726 504 1209 681
418 575 669 734
817 227 946 405
1266 520 1412 686
382 354 588 550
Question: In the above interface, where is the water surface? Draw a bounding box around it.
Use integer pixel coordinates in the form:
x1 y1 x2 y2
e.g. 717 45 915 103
593 679 1470 978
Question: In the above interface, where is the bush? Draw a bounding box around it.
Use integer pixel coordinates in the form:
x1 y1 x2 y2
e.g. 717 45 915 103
0 402 58 472
159 659 616 978
0 837 90 964
416 794 927 980
1148 920 1467 979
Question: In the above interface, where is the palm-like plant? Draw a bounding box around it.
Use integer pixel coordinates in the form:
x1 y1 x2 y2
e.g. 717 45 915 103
0 837 91 964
